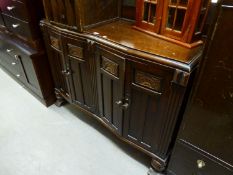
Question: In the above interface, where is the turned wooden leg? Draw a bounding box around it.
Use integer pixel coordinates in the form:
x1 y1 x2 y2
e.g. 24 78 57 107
55 90 66 107
151 159 166 173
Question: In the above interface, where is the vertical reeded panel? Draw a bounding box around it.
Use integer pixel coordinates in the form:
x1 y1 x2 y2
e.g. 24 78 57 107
102 75 113 122
69 59 85 104
96 48 125 134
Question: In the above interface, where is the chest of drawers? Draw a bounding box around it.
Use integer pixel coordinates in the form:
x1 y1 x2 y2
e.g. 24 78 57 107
0 0 55 106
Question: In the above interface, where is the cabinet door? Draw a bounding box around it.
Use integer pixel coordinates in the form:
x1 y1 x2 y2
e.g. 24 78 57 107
63 37 97 113
96 47 125 134
47 32 71 100
123 60 185 158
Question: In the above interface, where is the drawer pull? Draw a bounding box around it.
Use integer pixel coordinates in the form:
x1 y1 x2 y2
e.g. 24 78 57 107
116 100 123 105
14 55 20 60
16 74 20 78
11 62 16 65
6 49 13 53
122 102 129 110
197 160 206 169
12 24 20 28
7 6 15 11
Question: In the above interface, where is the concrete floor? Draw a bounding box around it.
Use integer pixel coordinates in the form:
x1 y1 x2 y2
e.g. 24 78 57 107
0 68 151 175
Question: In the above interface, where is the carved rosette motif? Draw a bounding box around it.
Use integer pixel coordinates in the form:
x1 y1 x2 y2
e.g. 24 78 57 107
101 56 119 77
135 71 161 92
50 36 60 50
67 44 84 59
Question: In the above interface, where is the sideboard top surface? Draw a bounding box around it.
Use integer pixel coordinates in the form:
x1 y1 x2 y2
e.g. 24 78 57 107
86 20 202 64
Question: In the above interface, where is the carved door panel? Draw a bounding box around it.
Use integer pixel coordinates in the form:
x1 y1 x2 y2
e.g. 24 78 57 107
96 47 125 135
62 36 97 113
123 59 187 159
47 31 71 100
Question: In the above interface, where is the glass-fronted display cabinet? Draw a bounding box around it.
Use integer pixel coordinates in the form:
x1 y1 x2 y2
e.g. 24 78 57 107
134 0 210 47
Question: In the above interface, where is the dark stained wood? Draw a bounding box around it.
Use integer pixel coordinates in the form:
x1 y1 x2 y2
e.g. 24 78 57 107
43 29 71 102
168 142 233 175
0 32 55 106
168 1 233 174
96 47 125 135
41 17 201 172
2 14 39 41
1 0 30 21
86 20 201 64
0 0 45 49
123 58 188 170
63 35 97 113
39 0 210 173
42 0 119 31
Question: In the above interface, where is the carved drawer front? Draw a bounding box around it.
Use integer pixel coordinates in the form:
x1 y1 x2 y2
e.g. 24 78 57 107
101 56 119 77
135 71 161 92
50 36 60 50
67 44 84 59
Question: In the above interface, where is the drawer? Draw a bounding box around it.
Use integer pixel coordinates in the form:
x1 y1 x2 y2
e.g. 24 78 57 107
168 142 233 175
1 0 29 22
0 51 26 83
3 14 34 40
0 39 21 59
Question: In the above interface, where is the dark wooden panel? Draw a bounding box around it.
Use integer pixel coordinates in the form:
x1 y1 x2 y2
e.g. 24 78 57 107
123 59 186 159
1 0 29 21
63 36 97 112
0 32 55 106
43 0 77 28
3 14 36 40
45 31 70 99
175 3 233 168
42 0 119 30
168 142 233 175
96 47 125 134
80 0 119 28
20 53 40 91
0 50 27 83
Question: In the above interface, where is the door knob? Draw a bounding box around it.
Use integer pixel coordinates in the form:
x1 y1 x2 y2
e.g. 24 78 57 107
122 103 129 110
61 70 71 76
116 100 123 105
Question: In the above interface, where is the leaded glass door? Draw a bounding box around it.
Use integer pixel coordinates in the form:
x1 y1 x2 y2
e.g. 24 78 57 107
135 0 163 33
